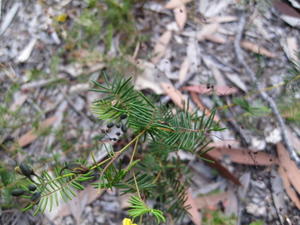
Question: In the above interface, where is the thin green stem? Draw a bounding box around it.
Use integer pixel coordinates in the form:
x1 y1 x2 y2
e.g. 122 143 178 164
133 172 141 199
90 129 145 171
129 136 139 166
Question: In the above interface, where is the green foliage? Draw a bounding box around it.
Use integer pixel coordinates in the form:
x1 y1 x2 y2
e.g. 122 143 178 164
61 0 138 54
233 97 270 117
279 97 300 125
128 196 165 223
5 75 220 224
249 220 265 225
0 165 16 208
203 210 236 225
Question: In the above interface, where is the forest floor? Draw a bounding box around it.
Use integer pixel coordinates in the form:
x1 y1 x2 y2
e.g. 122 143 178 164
1 0 300 225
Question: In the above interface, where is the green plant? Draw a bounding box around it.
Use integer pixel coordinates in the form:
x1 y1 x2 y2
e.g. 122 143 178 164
3 75 221 224
202 210 236 225
249 220 264 225
59 0 139 54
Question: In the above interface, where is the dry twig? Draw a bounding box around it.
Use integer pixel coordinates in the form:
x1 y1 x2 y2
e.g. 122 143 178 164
234 14 300 166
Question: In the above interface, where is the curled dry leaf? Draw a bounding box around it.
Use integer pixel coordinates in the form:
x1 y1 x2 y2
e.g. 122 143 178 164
152 30 172 64
207 145 278 166
241 41 276 58
174 4 187 30
182 85 238 96
190 92 220 122
276 142 300 194
165 0 192 9
161 82 191 111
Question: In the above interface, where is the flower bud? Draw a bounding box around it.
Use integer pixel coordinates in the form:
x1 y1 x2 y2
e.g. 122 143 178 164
28 184 37 191
11 188 25 196
19 163 34 177
120 114 127 120
31 192 41 202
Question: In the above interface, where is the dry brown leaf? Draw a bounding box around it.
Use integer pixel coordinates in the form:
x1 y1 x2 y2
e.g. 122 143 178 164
190 92 220 122
197 23 219 41
174 4 187 30
207 146 278 166
277 143 300 194
196 192 229 210
178 57 190 83
203 36 277 58
206 16 237 23
183 85 238 96
161 82 192 112
165 0 192 9
278 166 300 210
152 30 172 64
273 1 300 18
186 188 202 225
202 153 241 185
17 116 57 147
241 41 276 58
205 34 227 44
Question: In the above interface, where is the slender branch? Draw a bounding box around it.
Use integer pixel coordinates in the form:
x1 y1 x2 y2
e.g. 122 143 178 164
129 137 139 165
234 14 300 166
133 172 141 199
41 130 146 199
97 130 146 183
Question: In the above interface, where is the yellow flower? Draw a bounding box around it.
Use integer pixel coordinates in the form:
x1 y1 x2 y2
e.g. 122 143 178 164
122 218 137 225
55 14 68 23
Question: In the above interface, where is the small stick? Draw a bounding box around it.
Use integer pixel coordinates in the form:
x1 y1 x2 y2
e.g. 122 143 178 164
234 14 300 166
